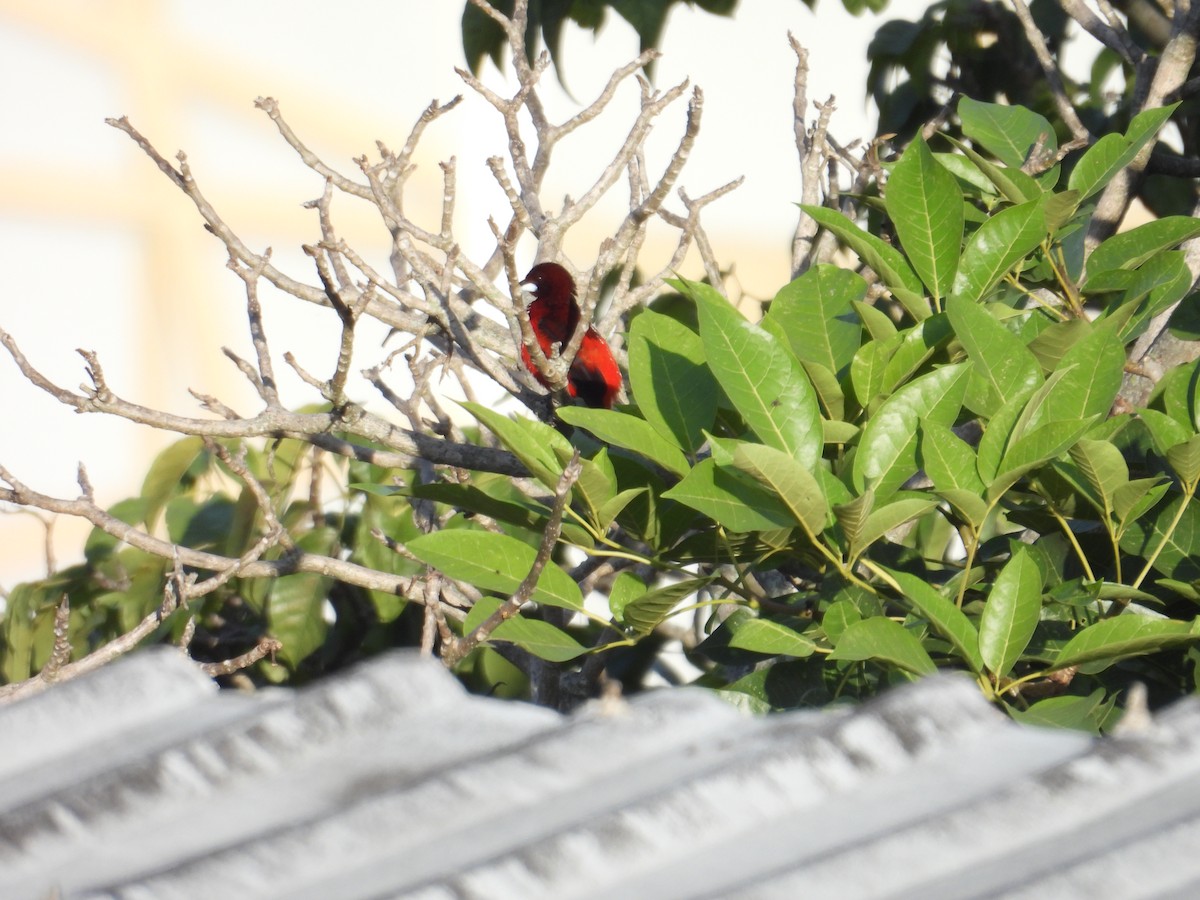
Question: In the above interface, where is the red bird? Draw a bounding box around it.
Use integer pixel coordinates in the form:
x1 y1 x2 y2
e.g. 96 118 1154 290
519 262 621 409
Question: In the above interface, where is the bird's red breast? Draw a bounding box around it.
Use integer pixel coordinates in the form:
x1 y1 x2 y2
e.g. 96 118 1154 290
519 262 621 409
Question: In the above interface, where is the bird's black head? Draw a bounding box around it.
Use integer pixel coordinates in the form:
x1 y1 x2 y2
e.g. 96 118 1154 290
520 262 577 305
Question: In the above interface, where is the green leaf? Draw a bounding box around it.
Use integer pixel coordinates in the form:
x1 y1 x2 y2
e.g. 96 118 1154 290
828 617 937 676
140 436 206 530
944 134 1042 205
802 360 847 421
730 443 830 535
1140 409 1191 458
727 617 817 658
267 526 339 667
618 577 710 636
833 490 872 550
850 337 892 408
608 571 647 622
407 529 584 612
762 264 865 378
663 458 796 533
854 496 939 558
852 362 970 500
958 98 1057 169
678 278 823 469
1104 252 1194 342
889 569 984 673
627 309 718 454
993 416 1098 499
462 401 569 490
921 424 985 494
1121 495 1200 582
1167 435 1200 485
977 384 1038 483
1069 104 1178 201
557 407 690 478
854 298 899 342
595 487 647 532
886 136 964 302
1068 439 1128 511
800 204 929 319
950 197 1047 305
978 546 1043 677
881 314 952 393
464 597 588 662
1053 613 1200 671
1008 689 1109 733
1112 477 1170 527
1027 317 1091 373
946 293 1042 417
1026 317 1125 428
1086 216 1200 278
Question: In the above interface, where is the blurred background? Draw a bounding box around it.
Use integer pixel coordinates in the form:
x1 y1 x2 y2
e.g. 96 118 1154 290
0 0 921 587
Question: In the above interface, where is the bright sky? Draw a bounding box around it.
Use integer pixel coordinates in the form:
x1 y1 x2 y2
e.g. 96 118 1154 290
0 0 926 587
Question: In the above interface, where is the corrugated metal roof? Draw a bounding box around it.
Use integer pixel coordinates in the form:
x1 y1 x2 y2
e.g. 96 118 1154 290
1 647 1197 899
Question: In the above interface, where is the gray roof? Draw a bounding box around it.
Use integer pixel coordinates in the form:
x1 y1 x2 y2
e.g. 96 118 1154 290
1 647 1198 899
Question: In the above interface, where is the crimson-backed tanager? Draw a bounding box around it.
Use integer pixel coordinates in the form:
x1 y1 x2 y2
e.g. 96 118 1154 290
519 262 621 409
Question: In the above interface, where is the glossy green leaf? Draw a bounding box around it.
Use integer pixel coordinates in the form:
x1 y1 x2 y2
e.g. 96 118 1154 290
833 490 872 550
1053 613 1200 671
950 197 1047 305
853 362 970 500
1068 439 1128 510
802 360 846 422
993 417 1097 499
140 436 206 530
663 458 796 533
618 577 710 636
1086 216 1200 279
407 529 584 611
946 293 1042 416
266 526 339 667
1112 477 1169 527
730 443 830 535
627 309 717 454
679 278 822 469
464 598 587 662
850 337 893 408
978 546 1042 677
608 570 647 622
886 136 964 302
828 616 938 676
958 97 1057 168
762 264 865 378
1069 105 1177 201
1099 252 1193 346
881 314 952 393
1167 435 1200 485
727 617 817 658
1140 409 1192 457
853 496 938 558
1025 318 1125 429
945 135 1042 204
1121 495 1200 582
800 204 929 319
976 385 1038 483
921 424 985 494
1008 689 1109 733
557 407 690 478
854 298 899 342
463 401 568 490
889 569 984 673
